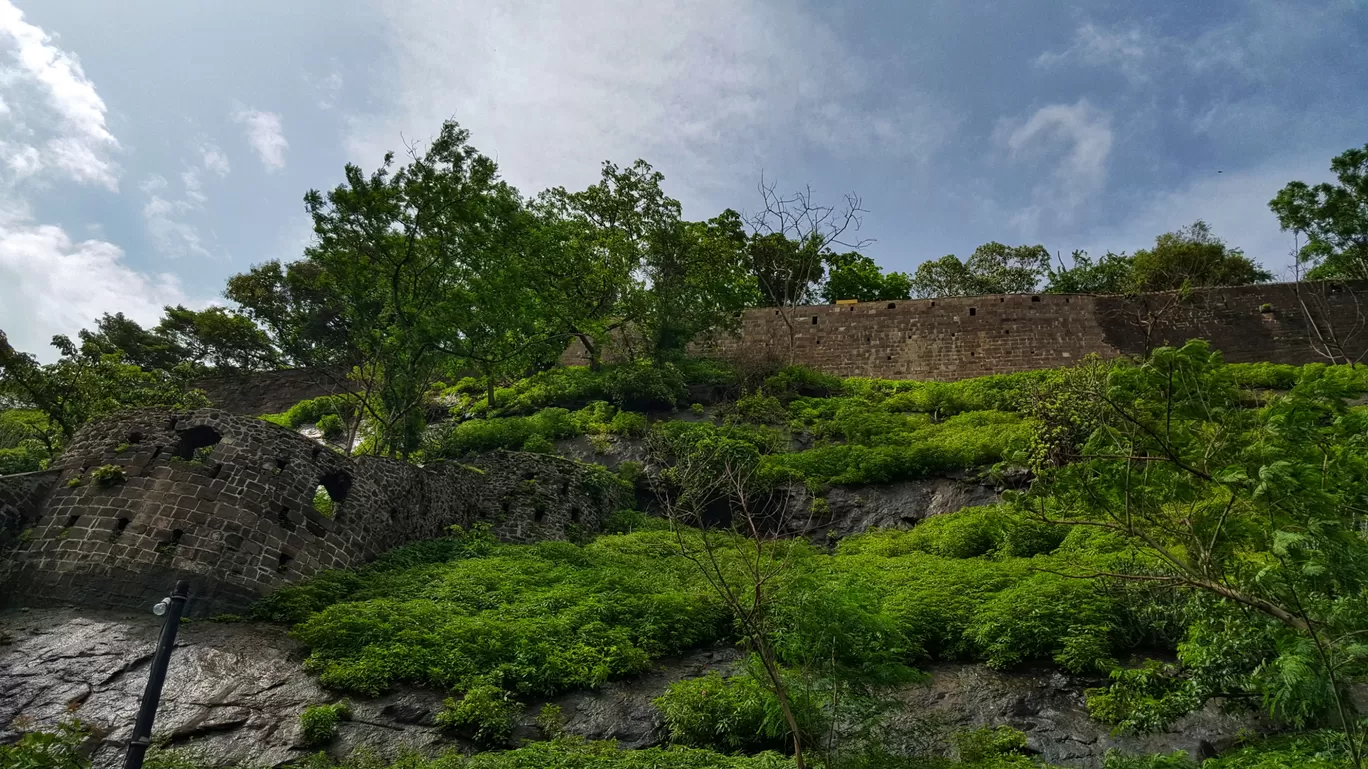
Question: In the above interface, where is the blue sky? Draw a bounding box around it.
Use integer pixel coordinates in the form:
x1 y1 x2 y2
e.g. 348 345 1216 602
1 0 1365 358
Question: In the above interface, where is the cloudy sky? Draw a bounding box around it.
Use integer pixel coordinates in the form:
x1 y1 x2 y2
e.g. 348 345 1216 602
1 0 1365 358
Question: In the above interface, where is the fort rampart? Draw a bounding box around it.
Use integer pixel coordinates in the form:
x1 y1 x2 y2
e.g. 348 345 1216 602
563 281 1368 379
0 409 625 616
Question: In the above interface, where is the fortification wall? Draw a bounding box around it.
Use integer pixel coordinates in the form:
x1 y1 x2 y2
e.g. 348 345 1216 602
0 409 625 616
0 470 58 550
191 368 347 416
562 281 1368 380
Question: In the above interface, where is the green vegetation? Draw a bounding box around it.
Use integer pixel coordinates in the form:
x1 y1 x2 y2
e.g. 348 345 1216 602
299 701 352 747
436 685 525 746
89 464 127 486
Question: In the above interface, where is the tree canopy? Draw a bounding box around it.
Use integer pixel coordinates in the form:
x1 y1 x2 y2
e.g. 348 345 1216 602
1270 143 1368 281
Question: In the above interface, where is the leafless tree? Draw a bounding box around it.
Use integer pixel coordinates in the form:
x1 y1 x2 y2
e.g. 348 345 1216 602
746 176 874 362
647 431 817 768
1286 233 1368 367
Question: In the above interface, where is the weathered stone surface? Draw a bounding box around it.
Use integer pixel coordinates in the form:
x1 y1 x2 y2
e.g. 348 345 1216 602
563 281 1368 381
0 608 1268 769
0 410 628 617
776 476 1003 542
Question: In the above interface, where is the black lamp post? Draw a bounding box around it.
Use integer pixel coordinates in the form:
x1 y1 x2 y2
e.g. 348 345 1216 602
123 580 190 769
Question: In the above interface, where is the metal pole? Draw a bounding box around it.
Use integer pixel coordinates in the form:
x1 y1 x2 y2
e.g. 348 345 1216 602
123 580 190 769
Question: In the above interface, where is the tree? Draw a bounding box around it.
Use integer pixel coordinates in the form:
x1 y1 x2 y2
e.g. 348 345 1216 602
226 259 353 369
1044 250 1136 294
530 160 673 370
301 120 518 457
745 178 872 361
1129 221 1270 292
76 312 187 371
0 331 207 444
154 305 281 373
1018 343 1368 765
643 208 759 362
647 426 816 769
909 242 1050 298
820 251 912 303
1270 143 1368 280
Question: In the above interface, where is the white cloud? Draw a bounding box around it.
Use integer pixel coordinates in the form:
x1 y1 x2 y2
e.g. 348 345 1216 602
304 68 343 110
0 201 190 358
232 107 287 171
0 0 119 190
1076 155 1339 280
346 0 957 213
140 170 212 260
999 99 1114 234
1035 22 1155 84
200 142 230 177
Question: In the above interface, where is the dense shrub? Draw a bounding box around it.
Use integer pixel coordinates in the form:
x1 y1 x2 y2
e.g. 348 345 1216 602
0 446 44 474
656 672 820 753
263 395 357 430
759 411 1031 488
274 532 728 697
299 702 351 746
435 685 523 747
725 392 790 425
317 413 346 440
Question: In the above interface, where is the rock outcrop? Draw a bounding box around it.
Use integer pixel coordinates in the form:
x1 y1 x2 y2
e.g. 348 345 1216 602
1 608 1266 769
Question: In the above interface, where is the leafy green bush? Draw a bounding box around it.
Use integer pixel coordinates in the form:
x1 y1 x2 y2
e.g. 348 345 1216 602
759 411 1031 488
952 726 1029 763
521 434 555 454
1226 362 1303 391
606 362 688 411
90 464 127 486
275 533 728 697
763 365 844 400
609 410 649 437
726 393 789 425
299 701 351 747
535 703 566 739
435 685 523 747
655 672 814 753
263 395 358 430
0 721 88 769
1101 751 1198 769
317 413 345 440
0 446 44 475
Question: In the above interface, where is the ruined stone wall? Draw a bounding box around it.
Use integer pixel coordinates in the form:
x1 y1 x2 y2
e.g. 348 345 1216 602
0 409 626 616
562 281 1368 380
191 368 348 417
0 470 58 550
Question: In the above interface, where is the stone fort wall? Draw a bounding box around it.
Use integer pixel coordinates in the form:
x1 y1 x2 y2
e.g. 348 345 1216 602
0 409 626 616
562 281 1368 379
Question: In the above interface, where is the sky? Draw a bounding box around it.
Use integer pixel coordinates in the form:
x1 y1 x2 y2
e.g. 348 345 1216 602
1 0 1365 359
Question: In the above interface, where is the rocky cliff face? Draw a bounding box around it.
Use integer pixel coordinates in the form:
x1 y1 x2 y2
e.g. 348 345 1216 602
1 608 1265 769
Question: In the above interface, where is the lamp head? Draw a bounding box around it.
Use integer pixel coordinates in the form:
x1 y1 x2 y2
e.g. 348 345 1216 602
152 598 171 616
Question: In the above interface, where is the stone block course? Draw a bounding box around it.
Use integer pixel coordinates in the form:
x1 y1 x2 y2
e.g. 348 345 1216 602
1 408 627 616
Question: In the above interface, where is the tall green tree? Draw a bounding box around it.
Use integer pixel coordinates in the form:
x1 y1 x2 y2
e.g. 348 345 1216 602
1044 250 1137 294
909 242 1050 298
226 259 353 368
76 312 187 372
154 305 281 373
0 331 207 444
1270 143 1368 281
820 251 912 303
644 208 758 361
1019 344 1368 765
301 120 518 457
1130 221 1271 291
529 161 669 369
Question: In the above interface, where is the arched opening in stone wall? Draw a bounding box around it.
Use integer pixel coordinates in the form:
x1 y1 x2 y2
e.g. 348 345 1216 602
173 425 222 462
313 470 352 519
